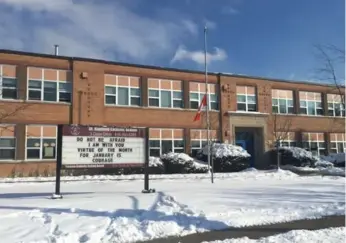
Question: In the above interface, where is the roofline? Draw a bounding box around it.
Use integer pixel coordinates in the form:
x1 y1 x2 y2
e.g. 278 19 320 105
0 49 344 89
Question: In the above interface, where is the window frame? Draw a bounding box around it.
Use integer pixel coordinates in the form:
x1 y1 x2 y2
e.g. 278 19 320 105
272 89 294 115
148 79 183 109
0 136 16 161
189 83 218 111
327 94 345 117
299 91 323 116
330 133 346 154
302 133 326 157
25 125 57 161
27 67 72 103
236 86 257 112
104 75 141 107
0 65 18 100
149 129 185 156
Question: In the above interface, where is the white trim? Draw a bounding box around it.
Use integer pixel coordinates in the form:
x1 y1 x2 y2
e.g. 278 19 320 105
189 82 218 111
25 125 57 161
299 91 323 116
236 86 257 112
27 67 72 103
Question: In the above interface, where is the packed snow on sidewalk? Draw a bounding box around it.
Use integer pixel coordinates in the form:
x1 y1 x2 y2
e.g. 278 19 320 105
204 227 346 243
0 169 344 243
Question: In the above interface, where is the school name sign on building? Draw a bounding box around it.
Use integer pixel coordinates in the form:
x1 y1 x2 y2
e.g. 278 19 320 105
60 125 146 169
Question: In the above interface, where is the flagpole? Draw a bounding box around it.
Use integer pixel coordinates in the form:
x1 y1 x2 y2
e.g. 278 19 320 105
204 26 214 184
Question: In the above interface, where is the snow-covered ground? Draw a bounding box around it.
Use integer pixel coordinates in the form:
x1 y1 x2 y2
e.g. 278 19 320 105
0 170 344 243
204 227 346 243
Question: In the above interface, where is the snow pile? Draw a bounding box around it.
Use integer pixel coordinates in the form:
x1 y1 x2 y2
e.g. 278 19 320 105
149 157 164 167
0 168 305 184
0 175 344 243
204 227 346 243
202 143 250 158
321 153 345 167
160 152 209 173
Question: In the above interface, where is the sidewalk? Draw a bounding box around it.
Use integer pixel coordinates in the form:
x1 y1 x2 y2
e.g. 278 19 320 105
138 215 345 243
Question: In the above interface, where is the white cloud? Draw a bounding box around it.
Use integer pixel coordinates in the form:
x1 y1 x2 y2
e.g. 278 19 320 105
0 0 199 62
221 7 239 15
171 45 227 65
204 19 217 29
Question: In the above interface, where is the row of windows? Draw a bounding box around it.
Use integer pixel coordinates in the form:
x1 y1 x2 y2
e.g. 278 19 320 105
0 65 344 116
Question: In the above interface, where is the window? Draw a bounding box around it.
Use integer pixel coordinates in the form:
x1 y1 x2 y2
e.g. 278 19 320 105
26 125 57 160
330 133 345 154
302 133 326 156
237 86 257 112
190 129 218 157
327 94 345 117
0 125 16 160
0 65 18 100
104 75 141 106
278 132 296 148
189 82 218 110
149 129 184 156
27 67 72 103
272 89 294 114
148 79 183 109
299 92 323 116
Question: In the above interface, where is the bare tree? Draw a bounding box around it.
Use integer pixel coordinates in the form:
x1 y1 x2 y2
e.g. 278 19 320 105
267 113 293 169
314 44 345 108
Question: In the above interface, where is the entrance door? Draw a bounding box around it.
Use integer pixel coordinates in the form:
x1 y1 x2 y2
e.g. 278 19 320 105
235 131 255 167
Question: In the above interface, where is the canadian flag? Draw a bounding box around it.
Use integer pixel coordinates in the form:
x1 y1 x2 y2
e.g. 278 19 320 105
193 94 207 122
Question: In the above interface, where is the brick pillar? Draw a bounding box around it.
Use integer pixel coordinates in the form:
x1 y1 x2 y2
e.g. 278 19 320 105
324 132 331 155
16 65 27 100
141 76 148 107
295 130 303 148
15 124 26 160
293 89 300 114
322 92 329 116
183 80 190 109
184 128 191 155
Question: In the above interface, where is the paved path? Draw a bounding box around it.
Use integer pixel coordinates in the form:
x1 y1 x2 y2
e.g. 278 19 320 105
138 215 345 243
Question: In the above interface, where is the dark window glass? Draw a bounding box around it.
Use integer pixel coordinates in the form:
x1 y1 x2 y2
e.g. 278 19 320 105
191 140 200 148
149 140 160 147
290 142 297 147
149 149 160 157
0 138 15 147
160 90 171 108
59 92 71 102
191 149 200 157
43 82 57 101
237 103 246 111
330 149 338 154
106 95 116 104
130 88 140 96
161 140 172 154
173 100 183 108
287 107 294 114
0 149 15 159
248 104 257 111
27 138 41 148
2 89 17 99
328 109 334 116
29 90 41 100
272 106 279 113
149 90 159 97
300 108 307 114
310 142 318 150
211 102 218 110
131 97 141 106
316 108 323 116
337 143 344 153
272 99 278 106
27 149 40 159
174 148 184 153
237 95 246 102
149 98 159 107
29 80 42 89
174 140 184 148
190 101 199 109
105 86 116 95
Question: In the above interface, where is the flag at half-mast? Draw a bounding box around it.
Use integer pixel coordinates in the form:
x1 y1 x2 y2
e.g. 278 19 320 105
193 94 207 122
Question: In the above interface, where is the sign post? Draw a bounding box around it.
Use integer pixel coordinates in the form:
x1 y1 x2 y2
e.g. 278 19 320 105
142 127 155 193
52 125 151 198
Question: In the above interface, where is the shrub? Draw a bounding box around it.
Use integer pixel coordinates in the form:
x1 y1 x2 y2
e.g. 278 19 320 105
160 153 208 174
196 143 251 172
266 147 320 167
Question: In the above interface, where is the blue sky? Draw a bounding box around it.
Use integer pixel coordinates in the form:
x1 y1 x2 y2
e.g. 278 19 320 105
0 0 344 83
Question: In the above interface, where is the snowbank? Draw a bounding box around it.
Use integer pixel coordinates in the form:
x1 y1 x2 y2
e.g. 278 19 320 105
0 168 300 184
204 227 346 243
149 157 164 167
202 143 250 158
